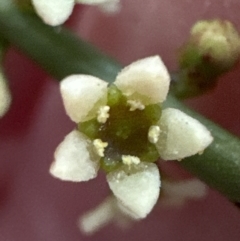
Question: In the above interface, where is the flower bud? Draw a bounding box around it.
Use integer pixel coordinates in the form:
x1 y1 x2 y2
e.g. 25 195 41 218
174 19 240 98
190 19 240 71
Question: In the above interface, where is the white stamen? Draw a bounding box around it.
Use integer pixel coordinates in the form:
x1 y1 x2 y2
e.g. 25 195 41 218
122 155 140 165
127 100 145 111
97 105 110 123
93 139 108 157
148 125 161 144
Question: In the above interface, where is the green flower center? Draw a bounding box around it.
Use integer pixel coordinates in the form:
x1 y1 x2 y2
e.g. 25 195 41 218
78 85 161 172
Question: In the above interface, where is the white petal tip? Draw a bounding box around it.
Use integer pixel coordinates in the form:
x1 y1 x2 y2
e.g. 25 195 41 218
32 0 75 26
50 130 99 182
78 197 116 235
115 56 170 105
157 108 213 160
60 75 108 123
77 0 120 14
161 179 208 207
99 1 121 14
107 163 160 219
0 74 11 117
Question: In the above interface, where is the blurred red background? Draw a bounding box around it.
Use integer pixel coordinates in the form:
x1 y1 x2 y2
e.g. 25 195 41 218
0 0 240 240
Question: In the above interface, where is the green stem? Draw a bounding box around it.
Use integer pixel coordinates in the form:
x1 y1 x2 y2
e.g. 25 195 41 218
0 1 239 203
0 1 121 81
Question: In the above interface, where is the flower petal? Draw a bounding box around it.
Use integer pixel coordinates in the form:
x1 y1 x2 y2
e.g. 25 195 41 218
31 0 75 26
156 108 213 160
0 73 11 117
79 196 116 235
60 75 108 123
114 56 170 105
76 0 116 4
98 1 121 14
107 163 160 219
160 179 207 207
50 130 100 182
76 0 120 13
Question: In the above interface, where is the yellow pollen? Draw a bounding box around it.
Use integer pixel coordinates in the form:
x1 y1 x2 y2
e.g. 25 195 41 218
93 139 108 157
122 155 140 165
127 100 145 111
148 125 161 144
97 106 110 123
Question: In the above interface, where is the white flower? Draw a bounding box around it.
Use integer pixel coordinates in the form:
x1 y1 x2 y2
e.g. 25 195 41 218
0 72 11 118
31 0 120 26
50 55 213 222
